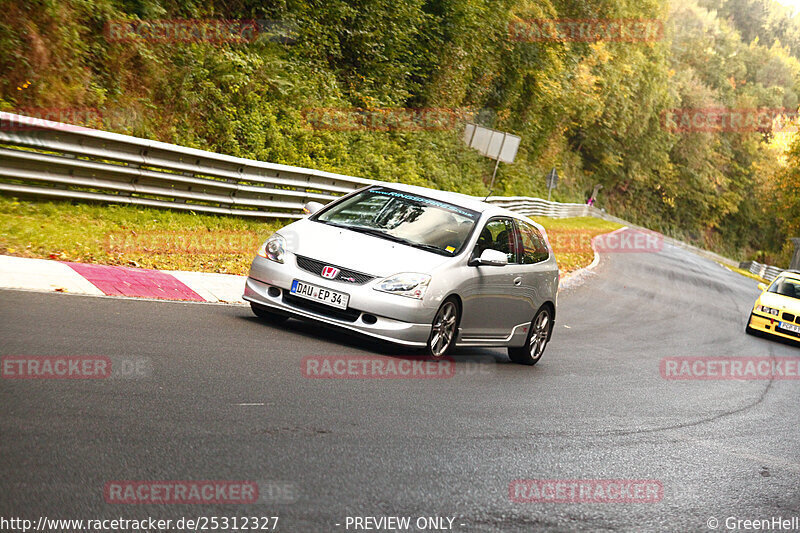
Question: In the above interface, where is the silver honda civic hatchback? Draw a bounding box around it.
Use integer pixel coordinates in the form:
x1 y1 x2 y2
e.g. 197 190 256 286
244 183 559 365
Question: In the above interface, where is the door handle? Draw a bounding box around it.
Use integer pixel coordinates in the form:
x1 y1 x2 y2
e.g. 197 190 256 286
513 277 522 286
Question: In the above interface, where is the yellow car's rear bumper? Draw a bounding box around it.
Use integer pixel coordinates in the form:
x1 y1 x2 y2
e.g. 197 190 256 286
748 311 800 343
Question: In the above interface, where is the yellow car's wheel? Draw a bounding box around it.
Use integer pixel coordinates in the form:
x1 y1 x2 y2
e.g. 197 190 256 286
745 312 761 336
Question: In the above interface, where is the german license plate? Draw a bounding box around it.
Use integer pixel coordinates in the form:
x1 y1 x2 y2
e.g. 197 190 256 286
779 321 800 334
290 279 349 310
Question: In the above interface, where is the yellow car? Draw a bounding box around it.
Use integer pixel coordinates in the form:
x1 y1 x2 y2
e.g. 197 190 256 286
746 270 800 344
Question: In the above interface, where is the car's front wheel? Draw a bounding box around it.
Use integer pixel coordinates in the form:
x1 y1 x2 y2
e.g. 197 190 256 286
427 298 460 359
745 312 758 335
251 302 289 324
508 306 552 365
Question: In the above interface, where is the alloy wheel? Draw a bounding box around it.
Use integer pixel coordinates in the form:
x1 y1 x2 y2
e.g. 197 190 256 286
429 301 458 358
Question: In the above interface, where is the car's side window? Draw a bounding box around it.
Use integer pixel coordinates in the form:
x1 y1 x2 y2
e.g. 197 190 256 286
517 220 549 264
474 218 518 264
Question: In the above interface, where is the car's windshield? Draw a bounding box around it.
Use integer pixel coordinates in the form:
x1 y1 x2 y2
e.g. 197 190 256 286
313 187 480 255
768 277 800 300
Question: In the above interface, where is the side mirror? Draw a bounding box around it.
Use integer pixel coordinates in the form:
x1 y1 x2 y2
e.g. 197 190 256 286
302 201 324 216
757 283 767 291
469 248 508 267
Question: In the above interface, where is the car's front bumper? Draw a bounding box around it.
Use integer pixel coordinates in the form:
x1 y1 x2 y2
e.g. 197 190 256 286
748 310 800 342
243 255 434 347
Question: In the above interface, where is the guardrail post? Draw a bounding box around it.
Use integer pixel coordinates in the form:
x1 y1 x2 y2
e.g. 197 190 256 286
790 238 800 270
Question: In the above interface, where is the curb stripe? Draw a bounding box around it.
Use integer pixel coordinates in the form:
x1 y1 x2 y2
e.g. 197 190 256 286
64 262 205 301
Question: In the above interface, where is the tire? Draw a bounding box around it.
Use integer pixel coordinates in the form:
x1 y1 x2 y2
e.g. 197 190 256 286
426 298 460 359
508 306 553 366
745 312 758 336
251 303 289 324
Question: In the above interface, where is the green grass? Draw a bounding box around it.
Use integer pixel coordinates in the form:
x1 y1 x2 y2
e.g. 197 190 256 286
531 217 623 275
530 217 622 232
721 263 768 284
0 197 283 274
0 197 622 276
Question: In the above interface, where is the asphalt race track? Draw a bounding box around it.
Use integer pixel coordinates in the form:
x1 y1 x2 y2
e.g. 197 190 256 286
2 234 799 532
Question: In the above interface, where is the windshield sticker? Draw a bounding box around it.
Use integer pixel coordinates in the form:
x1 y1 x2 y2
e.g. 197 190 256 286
371 187 480 220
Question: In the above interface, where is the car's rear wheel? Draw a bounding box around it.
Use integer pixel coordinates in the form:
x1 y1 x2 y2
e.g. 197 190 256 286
427 298 459 359
251 302 289 324
508 306 552 365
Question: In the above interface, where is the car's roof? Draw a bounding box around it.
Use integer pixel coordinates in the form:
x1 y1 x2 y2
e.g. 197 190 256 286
374 182 529 221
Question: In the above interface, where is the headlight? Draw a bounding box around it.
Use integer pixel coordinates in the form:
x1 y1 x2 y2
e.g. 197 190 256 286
374 273 431 299
758 305 780 316
257 234 285 263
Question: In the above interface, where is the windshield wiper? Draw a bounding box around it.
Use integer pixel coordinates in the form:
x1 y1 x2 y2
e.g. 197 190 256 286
408 242 450 254
319 221 353 231
346 225 404 242
343 225 449 255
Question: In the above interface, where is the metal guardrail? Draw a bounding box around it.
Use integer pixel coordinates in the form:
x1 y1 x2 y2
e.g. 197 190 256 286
0 112 610 220
740 260 784 281
483 196 591 218
0 112 745 267
0 112 377 219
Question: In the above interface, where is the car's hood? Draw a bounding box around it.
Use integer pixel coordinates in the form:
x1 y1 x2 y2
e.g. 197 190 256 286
759 291 800 312
279 218 454 277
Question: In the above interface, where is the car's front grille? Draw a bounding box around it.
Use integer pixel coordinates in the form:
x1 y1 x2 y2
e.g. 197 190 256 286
282 293 361 323
295 255 375 285
782 312 796 323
